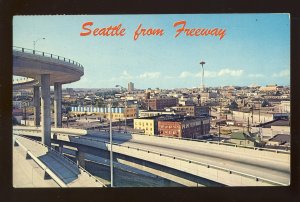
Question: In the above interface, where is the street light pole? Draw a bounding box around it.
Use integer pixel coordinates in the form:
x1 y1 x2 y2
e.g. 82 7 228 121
33 37 45 51
109 100 114 187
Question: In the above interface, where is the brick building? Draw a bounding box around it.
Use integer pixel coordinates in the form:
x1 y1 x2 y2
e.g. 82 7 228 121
157 115 210 139
144 97 178 110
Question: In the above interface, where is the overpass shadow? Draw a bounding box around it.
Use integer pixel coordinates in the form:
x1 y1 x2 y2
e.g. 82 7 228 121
38 150 80 184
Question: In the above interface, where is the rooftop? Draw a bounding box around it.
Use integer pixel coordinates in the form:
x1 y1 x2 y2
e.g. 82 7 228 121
268 134 290 143
230 132 256 142
258 119 290 128
157 114 208 122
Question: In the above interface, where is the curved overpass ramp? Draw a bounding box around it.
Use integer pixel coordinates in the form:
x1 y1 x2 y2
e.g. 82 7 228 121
13 77 39 90
13 46 83 84
13 46 84 146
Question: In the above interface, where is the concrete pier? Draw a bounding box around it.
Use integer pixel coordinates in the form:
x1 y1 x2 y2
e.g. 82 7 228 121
33 86 40 126
54 82 62 128
41 74 51 146
76 150 86 169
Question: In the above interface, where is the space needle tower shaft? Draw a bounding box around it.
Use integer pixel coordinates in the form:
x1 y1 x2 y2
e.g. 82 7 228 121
200 60 206 92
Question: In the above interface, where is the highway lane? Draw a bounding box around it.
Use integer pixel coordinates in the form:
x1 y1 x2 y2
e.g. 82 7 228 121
85 133 290 185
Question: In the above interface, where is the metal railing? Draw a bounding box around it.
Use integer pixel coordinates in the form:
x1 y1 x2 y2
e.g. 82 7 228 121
62 133 288 186
14 134 106 187
13 46 84 72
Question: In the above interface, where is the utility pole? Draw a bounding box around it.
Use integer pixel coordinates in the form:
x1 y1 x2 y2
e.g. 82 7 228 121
67 114 69 128
124 99 127 133
218 121 221 142
259 105 261 123
24 102 27 126
251 105 254 124
247 117 250 133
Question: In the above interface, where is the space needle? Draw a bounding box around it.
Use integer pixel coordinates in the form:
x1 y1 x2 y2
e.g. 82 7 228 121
200 60 206 92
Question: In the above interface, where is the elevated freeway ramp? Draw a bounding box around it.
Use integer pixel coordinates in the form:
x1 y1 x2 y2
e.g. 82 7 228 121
13 135 105 187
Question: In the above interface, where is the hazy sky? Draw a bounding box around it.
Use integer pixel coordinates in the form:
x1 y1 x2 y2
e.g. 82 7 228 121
13 14 290 89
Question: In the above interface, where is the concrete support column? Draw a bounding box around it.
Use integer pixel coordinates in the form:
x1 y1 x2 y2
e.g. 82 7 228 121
76 150 85 169
41 74 51 147
58 142 63 154
33 86 41 126
54 82 62 128
54 143 63 154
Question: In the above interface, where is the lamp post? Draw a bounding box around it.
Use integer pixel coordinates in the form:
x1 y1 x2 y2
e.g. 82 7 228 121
109 99 114 187
33 37 45 51
200 60 206 92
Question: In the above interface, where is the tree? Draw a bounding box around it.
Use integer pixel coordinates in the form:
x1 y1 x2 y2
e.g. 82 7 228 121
261 100 270 107
197 94 201 106
112 100 119 107
96 100 105 108
65 106 72 114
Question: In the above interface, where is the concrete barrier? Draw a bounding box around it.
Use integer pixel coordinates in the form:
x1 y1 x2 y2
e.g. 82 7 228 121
15 139 67 187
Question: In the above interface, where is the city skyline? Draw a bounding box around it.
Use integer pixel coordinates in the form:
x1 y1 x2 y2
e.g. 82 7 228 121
13 14 290 89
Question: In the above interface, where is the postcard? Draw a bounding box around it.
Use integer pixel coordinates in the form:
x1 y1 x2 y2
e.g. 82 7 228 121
12 14 290 188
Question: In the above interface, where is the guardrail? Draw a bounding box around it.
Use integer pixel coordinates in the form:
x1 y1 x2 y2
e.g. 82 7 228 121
61 133 288 186
13 46 84 72
14 134 106 187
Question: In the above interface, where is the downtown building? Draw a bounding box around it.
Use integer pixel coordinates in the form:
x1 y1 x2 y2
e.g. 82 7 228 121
128 82 134 92
143 97 178 110
157 115 210 139
70 106 138 120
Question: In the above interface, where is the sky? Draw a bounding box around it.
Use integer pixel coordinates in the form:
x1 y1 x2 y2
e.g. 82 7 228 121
13 14 290 89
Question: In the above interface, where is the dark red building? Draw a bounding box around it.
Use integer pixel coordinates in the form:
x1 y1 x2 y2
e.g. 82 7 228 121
145 97 178 110
157 115 210 139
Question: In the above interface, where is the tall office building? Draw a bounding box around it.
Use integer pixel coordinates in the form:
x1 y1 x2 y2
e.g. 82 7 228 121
128 82 134 92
